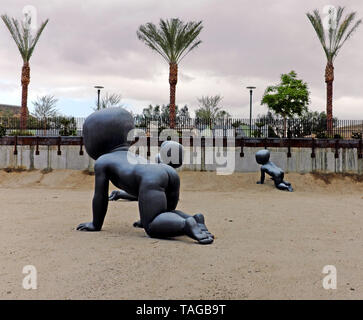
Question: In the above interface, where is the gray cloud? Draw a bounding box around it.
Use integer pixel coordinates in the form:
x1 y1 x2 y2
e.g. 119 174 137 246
0 0 362 119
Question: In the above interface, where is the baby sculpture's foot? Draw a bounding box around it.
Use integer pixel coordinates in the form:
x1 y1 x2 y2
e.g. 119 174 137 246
109 190 121 201
193 213 214 239
76 222 99 231
277 183 293 192
184 217 214 245
133 220 143 228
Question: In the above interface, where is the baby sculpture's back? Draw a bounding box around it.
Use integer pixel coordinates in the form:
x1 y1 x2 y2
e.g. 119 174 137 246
96 149 172 198
263 161 283 177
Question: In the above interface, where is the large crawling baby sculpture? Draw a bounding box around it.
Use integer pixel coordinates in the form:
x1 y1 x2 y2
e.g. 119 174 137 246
77 107 214 244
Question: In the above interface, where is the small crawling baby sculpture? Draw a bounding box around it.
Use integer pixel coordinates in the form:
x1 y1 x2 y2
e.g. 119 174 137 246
255 149 293 192
77 107 214 244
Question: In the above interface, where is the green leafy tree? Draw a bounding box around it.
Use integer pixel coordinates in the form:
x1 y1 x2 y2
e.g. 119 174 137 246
261 71 310 137
137 18 203 128
289 110 337 138
57 116 77 136
142 104 161 120
256 111 281 137
306 6 361 133
195 95 231 122
136 104 191 129
1 13 49 129
179 105 191 119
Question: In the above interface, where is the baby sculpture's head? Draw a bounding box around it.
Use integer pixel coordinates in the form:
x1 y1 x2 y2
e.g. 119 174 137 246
255 149 270 165
83 107 135 160
155 140 184 168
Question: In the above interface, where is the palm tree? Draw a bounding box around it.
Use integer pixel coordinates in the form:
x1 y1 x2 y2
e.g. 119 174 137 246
306 6 361 134
137 18 203 128
1 14 49 130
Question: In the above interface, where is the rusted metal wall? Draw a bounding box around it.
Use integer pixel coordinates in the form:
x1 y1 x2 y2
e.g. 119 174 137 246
0 136 362 173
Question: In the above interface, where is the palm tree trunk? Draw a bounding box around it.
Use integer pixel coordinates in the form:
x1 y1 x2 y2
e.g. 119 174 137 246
169 63 178 129
325 62 334 136
21 62 30 130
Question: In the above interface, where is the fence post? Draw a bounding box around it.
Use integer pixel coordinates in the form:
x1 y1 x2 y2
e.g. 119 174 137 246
57 136 62 156
35 136 40 155
79 136 84 156
287 137 291 158
240 137 244 157
311 138 315 158
13 135 18 155
334 139 339 159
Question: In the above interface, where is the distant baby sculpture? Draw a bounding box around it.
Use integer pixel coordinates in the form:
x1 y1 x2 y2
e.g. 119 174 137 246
255 149 293 192
77 107 214 244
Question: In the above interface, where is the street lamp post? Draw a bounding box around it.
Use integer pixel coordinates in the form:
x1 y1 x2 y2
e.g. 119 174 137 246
246 86 256 137
94 86 104 110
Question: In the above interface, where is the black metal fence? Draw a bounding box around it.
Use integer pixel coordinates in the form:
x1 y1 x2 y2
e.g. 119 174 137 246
135 117 363 139
0 117 85 137
0 116 362 139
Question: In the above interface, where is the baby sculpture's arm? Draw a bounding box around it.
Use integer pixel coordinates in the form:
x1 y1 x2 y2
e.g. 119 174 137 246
109 190 138 201
257 167 266 184
77 162 109 231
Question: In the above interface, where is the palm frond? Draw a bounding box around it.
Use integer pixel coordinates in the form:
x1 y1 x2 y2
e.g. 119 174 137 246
137 18 203 64
137 23 170 62
333 14 362 58
307 6 361 62
176 21 203 62
1 15 25 59
330 7 344 55
306 10 330 60
28 19 49 60
1 14 49 62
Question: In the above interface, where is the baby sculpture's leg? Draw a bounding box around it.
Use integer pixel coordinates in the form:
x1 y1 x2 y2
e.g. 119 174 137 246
274 178 293 192
133 210 214 239
278 172 293 191
138 186 213 244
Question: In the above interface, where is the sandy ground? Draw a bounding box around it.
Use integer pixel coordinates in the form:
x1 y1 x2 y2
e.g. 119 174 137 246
0 169 363 300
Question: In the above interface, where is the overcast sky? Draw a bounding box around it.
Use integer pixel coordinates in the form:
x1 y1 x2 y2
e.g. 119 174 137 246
0 0 362 119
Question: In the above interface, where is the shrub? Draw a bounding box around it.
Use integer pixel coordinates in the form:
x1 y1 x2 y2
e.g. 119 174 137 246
352 132 362 139
8 130 34 136
58 117 77 136
316 132 327 139
252 129 262 138
0 125 6 137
